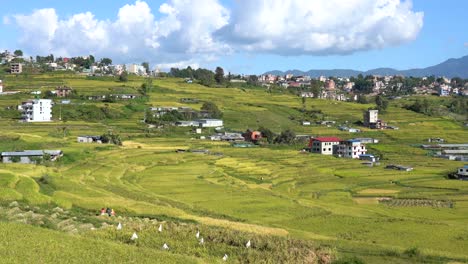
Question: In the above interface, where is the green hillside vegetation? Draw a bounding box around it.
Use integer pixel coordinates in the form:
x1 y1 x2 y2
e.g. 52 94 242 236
0 73 467 263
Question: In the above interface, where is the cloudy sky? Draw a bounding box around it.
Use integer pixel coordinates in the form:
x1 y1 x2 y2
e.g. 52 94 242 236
1 0 467 73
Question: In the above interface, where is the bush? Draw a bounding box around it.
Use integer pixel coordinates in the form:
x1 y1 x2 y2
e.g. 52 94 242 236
201 102 223 118
274 129 296 145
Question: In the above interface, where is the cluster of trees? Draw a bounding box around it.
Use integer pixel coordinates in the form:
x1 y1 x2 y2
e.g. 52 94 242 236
101 131 122 145
99 58 113 66
70 55 95 69
169 66 229 87
200 101 223 119
405 98 434 116
140 78 153 95
119 71 128 82
145 102 223 125
449 97 468 116
375 95 389 112
36 54 55 63
405 97 467 117
169 66 216 86
245 127 299 145
350 74 374 94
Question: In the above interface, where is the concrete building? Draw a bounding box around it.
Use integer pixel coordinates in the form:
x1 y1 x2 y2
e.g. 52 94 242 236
11 63 22 74
196 119 224 128
127 64 146 75
20 99 53 122
363 109 387 129
175 121 200 127
325 79 336 90
351 138 379 144
363 109 379 127
359 154 376 162
55 86 73 97
308 137 341 155
77 136 103 143
438 84 451 96
334 140 367 159
457 165 468 177
1 150 62 164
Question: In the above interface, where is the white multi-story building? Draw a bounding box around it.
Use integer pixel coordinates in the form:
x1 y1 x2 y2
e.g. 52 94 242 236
363 109 379 127
127 64 146 75
334 140 367 159
11 63 22 74
20 99 52 122
308 137 341 155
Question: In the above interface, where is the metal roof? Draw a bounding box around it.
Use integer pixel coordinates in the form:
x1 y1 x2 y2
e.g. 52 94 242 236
359 154 375 157
312 137 341 142
1 150 62 156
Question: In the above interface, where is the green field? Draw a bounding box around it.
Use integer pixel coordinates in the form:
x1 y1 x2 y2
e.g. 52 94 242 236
0 73 467 263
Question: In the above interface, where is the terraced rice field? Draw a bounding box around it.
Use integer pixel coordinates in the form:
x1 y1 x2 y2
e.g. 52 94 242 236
0 74 467 263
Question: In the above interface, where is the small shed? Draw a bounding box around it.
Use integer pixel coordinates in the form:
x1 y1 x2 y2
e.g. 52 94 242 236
77 136 103 143
359 154 376 162
1 150 63 164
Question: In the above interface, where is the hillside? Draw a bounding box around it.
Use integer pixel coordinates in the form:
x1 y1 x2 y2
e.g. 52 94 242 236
0 73 467 263
265 55 468 78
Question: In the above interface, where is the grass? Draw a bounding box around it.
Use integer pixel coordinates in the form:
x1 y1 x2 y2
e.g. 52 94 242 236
0 74 467 263
0 222 199 264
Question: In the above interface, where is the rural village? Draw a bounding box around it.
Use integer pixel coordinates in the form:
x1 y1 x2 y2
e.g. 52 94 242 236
0 2 467 262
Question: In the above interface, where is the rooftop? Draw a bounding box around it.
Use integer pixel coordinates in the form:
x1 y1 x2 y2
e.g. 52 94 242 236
1 150 62 156
312 137 341 142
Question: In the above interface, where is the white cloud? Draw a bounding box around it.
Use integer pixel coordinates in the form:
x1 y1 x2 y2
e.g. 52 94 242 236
155 60 200 70
7 0 423 68
216 0 424 55
464 42 468 47
8 0 229 68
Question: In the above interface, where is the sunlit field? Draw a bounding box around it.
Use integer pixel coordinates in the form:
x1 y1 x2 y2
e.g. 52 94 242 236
0 73 467 263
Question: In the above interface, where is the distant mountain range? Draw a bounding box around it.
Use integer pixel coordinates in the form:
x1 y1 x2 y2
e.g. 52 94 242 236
264 55 468 78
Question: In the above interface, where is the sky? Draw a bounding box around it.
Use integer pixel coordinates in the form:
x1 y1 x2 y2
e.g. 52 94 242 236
1 0 467 74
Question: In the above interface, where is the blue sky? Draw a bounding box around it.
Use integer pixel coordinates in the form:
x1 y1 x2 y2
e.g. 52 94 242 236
1 0 467 74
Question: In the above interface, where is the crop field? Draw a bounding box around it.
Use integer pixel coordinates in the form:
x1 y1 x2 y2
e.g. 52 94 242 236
0 73 467 263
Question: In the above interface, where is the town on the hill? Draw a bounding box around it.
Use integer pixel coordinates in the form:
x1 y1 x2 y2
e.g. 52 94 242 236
0 48 468 263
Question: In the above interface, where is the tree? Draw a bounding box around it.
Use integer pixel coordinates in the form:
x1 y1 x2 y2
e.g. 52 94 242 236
142 62 150 74
406 98 433 116
140 78 153 95
258 126 275 144
274 129 296 144
14 50 23 57
357 94 368 104
375 95 389 112
101 131 122 145
119 71 128 82
247 75 259 86
161 110 184 122
201 102 223 118
100 58 112 66
214 67 225 85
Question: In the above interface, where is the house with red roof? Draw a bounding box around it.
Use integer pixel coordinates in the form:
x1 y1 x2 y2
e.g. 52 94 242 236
309 137 341 155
